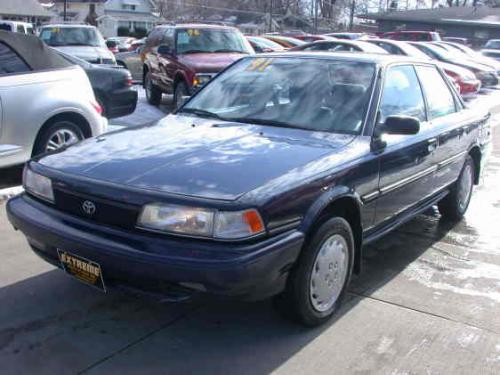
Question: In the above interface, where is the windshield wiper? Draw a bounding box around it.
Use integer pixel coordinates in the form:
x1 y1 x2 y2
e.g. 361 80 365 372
214 49 245 53
178 107 225 120
224 117 311 131
181 49 206 54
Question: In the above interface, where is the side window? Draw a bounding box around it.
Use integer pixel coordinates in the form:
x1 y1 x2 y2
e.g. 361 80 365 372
0 43 30 75
162 28 175 49
17 25 25 33
416 65 456 119
379 65 426 122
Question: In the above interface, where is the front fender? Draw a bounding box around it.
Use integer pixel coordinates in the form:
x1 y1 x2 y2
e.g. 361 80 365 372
299 185 362 234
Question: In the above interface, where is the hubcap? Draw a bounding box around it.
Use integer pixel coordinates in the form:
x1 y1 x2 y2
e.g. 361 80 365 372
45 129 80 152
458 163 473 211
310 234 349 312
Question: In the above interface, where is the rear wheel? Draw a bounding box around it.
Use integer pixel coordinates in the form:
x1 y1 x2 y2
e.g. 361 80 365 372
145 71 162 106
173 81 189 110
276 217 354 326
33 121 84 156
438 155 475 221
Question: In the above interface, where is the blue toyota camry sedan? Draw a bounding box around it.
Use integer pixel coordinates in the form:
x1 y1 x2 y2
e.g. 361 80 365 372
7 53 491 326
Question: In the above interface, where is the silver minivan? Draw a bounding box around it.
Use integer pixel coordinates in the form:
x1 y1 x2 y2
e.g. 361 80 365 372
0 21 34 34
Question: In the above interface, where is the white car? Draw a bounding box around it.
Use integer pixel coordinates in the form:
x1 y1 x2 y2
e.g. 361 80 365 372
0 31 107 169
0 21 34 34
39 24 116 65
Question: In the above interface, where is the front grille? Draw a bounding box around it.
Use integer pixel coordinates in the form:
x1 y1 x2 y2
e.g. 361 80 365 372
53 188 140 230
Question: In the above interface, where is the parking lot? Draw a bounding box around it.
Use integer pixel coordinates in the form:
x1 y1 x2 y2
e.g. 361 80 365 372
0 86 499 374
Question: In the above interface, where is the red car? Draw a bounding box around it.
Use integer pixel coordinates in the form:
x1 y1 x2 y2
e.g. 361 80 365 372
142 24 254 109
383 31 441 42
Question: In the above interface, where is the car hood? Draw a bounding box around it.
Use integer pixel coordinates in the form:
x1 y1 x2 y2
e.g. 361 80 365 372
55 46 113 61
449 58 496 72
177 53 248 73
38 115 355 201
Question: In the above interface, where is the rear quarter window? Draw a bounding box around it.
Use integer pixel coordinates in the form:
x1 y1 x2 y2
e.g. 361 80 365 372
0 42 30 75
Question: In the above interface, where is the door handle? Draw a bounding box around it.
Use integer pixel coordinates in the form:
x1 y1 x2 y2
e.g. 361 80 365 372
427 138 438 153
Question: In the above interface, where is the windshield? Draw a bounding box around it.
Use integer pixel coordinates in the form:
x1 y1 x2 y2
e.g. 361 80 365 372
485 40 500 49
176 28 251 54
180 57 376 135
40 27 105 47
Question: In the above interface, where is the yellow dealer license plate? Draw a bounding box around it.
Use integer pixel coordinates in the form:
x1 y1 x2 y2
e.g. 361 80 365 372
57 250 106 292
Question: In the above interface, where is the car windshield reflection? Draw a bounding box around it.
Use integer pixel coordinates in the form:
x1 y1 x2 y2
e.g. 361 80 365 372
180 57 377 135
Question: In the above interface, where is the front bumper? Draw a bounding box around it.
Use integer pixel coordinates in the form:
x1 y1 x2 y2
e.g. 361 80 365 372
7 194 304 301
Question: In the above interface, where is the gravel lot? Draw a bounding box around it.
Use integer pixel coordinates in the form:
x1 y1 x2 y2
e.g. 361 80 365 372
0 88 499 374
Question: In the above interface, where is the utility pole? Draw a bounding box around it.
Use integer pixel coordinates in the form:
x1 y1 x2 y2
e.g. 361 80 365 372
63 0 67 22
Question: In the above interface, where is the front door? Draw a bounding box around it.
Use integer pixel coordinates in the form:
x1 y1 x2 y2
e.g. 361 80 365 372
374 65 438 226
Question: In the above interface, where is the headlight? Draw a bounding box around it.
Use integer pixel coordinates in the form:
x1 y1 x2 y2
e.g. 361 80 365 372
192 73 212 88
137 203 265 240
23 168 54 203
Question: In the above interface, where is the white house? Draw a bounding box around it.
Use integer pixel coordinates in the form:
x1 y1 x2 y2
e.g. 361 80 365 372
98 0 159 38
0 0 52 27
39 1 106 25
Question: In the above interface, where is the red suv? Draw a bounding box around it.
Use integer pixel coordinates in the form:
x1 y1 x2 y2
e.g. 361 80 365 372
383 31 441 42
142 24 254 108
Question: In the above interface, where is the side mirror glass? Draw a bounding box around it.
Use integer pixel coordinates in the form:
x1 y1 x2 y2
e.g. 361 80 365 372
381 115 420 136
157 44 173 56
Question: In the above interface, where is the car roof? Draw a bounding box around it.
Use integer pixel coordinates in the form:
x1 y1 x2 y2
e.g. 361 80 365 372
41 24 96 29
0 30 72 70
254 51 432 66
156 23 237 30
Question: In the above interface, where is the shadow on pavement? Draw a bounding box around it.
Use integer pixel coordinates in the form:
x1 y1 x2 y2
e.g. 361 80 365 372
0 210 456 374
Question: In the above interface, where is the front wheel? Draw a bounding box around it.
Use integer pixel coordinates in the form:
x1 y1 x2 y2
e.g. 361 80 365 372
438 155 475 221
173 81 189 110
276 217 354 326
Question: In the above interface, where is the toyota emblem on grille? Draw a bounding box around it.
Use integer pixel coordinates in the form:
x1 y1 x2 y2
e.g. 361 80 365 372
82 200 96 215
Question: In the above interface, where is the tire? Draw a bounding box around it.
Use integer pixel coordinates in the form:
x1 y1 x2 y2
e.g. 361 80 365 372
173 81 189 110
438 155 475 221
276 217 354 326
144 71 162 106
33 120 85 156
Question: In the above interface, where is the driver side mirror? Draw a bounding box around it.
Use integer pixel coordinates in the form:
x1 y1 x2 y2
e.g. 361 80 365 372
371 115 420 152
157 44 173 56
380 115 420 135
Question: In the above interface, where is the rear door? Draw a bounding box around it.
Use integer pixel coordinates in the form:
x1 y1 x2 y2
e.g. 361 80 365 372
374 64 438 225
415 65 475 191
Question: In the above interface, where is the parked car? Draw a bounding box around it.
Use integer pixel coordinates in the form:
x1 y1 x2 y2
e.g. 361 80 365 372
435 41 500 73
107 37 136 52
7 53 490 326
484 39 500 50
481 49 500 62
367 39 480 96
323 32 370 40
443 37 469 45
105 39 119 54
410 42 499 87
246 36 285 53
143 24 254 109
0 21 34 34
383 31 441 41
57 50 138 119
290 40 388 54
261 35 305 48
116 47 144 82
39 24 116 65
128 38 146 51
289 34 336 42
0 31 106 168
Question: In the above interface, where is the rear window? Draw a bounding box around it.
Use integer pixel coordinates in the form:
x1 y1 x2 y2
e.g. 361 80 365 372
0 42 30 75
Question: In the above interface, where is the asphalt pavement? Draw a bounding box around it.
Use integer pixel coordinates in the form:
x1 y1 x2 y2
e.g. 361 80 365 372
0 88 499 374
